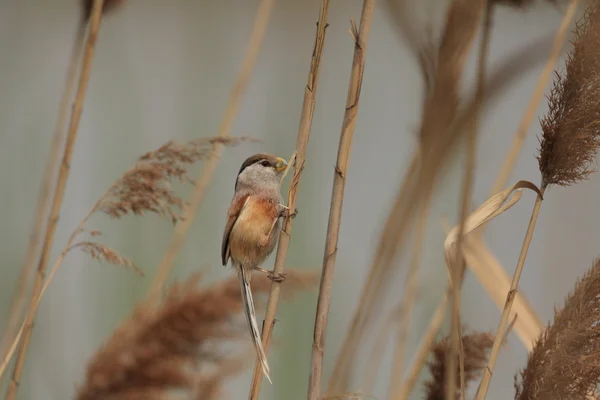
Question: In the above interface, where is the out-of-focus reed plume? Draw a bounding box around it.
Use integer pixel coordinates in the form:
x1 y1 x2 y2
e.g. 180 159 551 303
514 258 600 399
424 332 494 400
538 2 600 188
76 270 318 400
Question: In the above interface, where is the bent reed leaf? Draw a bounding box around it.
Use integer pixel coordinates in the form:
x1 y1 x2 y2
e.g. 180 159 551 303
444 180 542 282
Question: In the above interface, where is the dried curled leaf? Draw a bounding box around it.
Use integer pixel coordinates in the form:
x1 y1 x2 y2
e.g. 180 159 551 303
514 258 600 400
70 241 144 277
444 180 542 282
424 332 494 400
97 138 245 223
76 269 318 400
538 3 600 187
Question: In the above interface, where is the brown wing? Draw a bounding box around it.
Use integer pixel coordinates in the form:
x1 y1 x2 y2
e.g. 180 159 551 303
221 194 250 266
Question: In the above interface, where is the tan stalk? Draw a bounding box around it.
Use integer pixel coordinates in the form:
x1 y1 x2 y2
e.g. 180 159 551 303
5 2 106 397
395 290 450 400
147 0 277 302
0 19 86 371
447 3 490 399
248 1 331 398
307 3 375 399
386 194 430 399
363 304 399 391
475 185 545 399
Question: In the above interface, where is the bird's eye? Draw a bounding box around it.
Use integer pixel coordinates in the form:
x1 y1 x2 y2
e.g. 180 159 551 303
260 161 270 167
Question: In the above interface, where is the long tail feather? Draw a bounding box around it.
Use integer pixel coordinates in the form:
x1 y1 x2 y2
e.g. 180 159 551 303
238 266 272 384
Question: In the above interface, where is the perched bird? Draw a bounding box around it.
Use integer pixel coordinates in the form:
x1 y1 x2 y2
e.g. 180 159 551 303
221 153 292 384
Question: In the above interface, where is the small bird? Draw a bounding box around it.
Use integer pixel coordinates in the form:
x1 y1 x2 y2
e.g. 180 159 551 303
221 153 292 384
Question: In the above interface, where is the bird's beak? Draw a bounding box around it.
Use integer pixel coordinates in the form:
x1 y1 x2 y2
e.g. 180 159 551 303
274 157 288 173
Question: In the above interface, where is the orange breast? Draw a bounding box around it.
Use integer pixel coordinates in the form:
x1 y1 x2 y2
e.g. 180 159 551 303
229 197 279 268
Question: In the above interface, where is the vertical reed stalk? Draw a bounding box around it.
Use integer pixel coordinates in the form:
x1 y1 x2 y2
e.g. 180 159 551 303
147 0 277 302
447 3 490 399
475 186 545 399
6 1 106 397
307 2 375 399
248 2 331 398
0 18 86 374
395 290 450 400
387 191 430 399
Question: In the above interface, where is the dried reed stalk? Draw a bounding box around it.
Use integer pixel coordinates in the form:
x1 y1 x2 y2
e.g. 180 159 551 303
0 14 87 376
82 0 125 21
328 0 487 391
147 0 277 302
0 138 240 382
386 202 429 399
514 258 600 400
459 235 543 350
308 4 375 398
394 290 449 400
424 332 494 400
248 1 331 397
76 269 318 400
475 181 545 400
446 3 491 400
6 1 107 397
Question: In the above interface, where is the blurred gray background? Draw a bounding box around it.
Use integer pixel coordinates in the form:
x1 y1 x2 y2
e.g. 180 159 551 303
0 0 593 399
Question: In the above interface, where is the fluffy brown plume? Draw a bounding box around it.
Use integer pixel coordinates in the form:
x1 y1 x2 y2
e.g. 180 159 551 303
76 269 318 400
98 138 245 223
423 332 494 400
65 137 244 273
514 259 600 400
537 2 600 187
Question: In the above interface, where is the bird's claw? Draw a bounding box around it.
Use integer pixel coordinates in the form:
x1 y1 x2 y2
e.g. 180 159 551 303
268 271 286 283
278 205 298 219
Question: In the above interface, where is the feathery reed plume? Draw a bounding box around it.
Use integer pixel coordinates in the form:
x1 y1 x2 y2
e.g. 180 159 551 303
307 3 375 400
538 2 600 188
514 258 600 400
82 0 125 21
424 332 494 400
248 1 331 397
5 2 108 397
76 270 318 400
0 138 243 383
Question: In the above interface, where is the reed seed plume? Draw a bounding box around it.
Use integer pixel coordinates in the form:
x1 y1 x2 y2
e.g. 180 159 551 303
514 258 600 400
76 269 318 400
538 2 600 188
82 0 125 21
99 138 245 223
69 241 144 277
424 332 494 400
